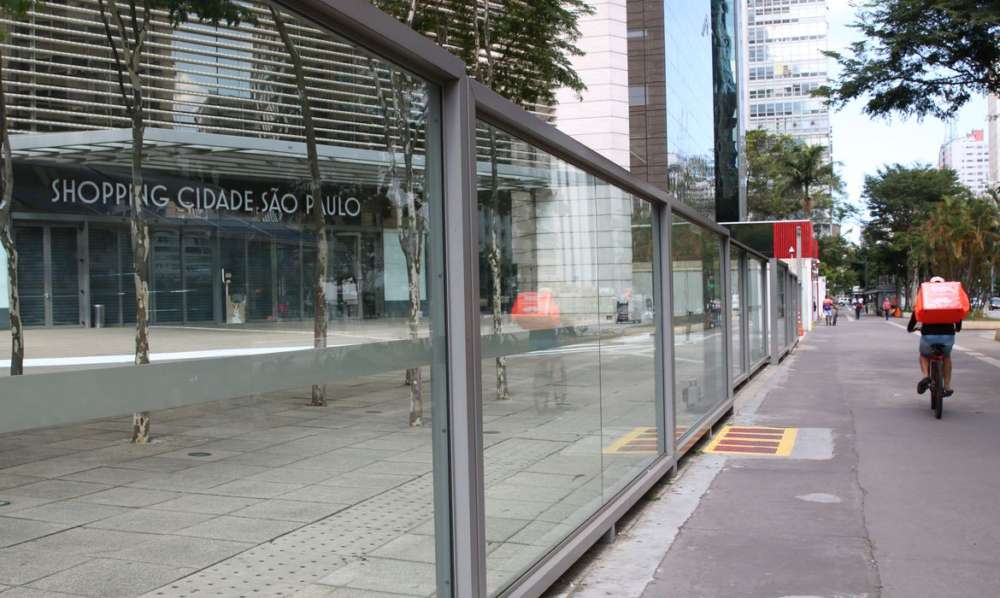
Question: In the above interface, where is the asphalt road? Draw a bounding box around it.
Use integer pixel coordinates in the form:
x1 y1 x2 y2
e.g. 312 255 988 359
555 315 1000 598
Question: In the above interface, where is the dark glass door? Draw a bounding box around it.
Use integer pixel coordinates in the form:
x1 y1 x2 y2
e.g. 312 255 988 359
247 238 273 321
151 229 182 323
183 230 214 322
49 227 80 325
331 233 362 320
14 226 46 326
276 242 302 320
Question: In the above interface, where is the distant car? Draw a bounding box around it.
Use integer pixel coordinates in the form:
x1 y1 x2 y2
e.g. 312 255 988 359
990 297 1000 310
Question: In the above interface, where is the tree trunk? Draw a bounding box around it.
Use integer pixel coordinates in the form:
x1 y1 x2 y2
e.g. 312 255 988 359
405 246 422 427
270 6 328 407
487 129 509 400
0 51 24 376
128 60 152 443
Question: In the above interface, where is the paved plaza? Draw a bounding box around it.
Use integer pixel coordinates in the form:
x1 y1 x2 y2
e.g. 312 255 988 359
0 320 724 597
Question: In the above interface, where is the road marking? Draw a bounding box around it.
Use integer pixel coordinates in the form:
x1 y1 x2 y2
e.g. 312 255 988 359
603 426 688 455
704 425 798 456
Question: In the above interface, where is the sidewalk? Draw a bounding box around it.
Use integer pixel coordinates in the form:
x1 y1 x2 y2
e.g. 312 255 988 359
549 316 1000 598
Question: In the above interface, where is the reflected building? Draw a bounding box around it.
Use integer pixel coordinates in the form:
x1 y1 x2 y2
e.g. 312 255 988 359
0 1 429 328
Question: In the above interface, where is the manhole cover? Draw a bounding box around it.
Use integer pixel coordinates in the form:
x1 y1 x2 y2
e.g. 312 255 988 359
0 500 10 507
188 452 213 457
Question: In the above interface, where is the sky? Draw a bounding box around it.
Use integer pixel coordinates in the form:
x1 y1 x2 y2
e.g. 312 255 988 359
827 0 989 242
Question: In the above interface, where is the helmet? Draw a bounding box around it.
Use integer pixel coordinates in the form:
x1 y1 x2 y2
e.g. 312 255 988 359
929 276 945 283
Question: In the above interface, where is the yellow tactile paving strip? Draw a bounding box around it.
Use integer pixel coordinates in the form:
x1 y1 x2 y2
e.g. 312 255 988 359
703 425 798 456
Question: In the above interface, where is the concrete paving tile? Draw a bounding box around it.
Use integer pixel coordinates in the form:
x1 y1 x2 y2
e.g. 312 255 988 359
0 474 43 491
29 558 193 598
370 534 435 564
174 515 301 543
280 485 383 504
44 437 121 451
483 498 552 520
317 558 436 596
153 448 243 462
244 467 335 485
0 587 91 597
0 546 92 585
102 535 253 569
0 449 76 471
294 587 427 598
320 473 414 491
77 487 179 508
113 457 198 474
17 528 156 556
218 451 307 468
5 501 129 526
85 508 215 533
2 480 108 501
351 461 432 477
60 467 156 486
151 494 260 515
0 517 69 548
203 479 304 499
191 437 279 452
230 499 348 522
0 497 59 513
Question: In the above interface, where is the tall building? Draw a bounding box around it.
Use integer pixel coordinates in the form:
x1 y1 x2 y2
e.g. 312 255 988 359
939 129 991 197
988 94 999 190
742 0 831 150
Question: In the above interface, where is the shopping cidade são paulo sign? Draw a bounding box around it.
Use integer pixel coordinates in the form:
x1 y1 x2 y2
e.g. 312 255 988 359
11 161 388 223
48 177 364 218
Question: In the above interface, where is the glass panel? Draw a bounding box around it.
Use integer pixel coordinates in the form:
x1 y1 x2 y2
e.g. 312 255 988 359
730 247 744 378
600 193 659 498
1 3 446 596
15 226 45 326
748 257 767 363
477 122 603 595
183 229 215 322
777 265 787 348
672 213 726 434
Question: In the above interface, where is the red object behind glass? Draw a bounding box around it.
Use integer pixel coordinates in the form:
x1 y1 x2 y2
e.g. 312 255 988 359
511 289 561 331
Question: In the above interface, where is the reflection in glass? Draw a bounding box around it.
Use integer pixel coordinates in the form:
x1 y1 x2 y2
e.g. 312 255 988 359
748 257 768 363
476 123 659 595
777 265 787 349
1 3 446 596
731 246 744 378
672 214 726 434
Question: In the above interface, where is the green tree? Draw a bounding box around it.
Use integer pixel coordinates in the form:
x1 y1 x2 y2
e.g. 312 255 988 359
0 0 34 377
745 129 841 223
860 164 970 301
96 0 254 442
818 235 858 296
820 0 1000 119
375 0 591 406
911 195 1000 312
781 143 841 220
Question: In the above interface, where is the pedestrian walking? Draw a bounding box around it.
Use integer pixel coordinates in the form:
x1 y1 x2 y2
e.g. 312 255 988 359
883 297 891 320
854 298 863 320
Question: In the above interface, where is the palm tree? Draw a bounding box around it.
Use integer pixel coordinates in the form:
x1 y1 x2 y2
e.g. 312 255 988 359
781 143 840 219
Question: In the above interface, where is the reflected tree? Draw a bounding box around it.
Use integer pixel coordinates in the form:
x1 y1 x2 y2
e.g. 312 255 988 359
0 0 35 376
268 5 329 407
96 0 254 442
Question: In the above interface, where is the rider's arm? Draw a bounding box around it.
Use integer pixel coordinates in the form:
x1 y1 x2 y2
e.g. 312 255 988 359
907 312 918 333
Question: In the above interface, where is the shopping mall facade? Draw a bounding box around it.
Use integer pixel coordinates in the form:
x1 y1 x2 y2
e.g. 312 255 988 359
0 1 801 597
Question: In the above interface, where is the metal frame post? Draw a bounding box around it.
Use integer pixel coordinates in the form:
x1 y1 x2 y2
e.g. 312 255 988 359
440 76 487 598
769 258 780 364
654 205 675 457
722 238 733 399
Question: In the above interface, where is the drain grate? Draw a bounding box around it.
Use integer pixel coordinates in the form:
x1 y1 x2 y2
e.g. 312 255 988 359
703 426 798 456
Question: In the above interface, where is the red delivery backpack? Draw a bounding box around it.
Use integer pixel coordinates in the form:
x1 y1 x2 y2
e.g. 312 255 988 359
914 281 970 325
511 289 561 331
